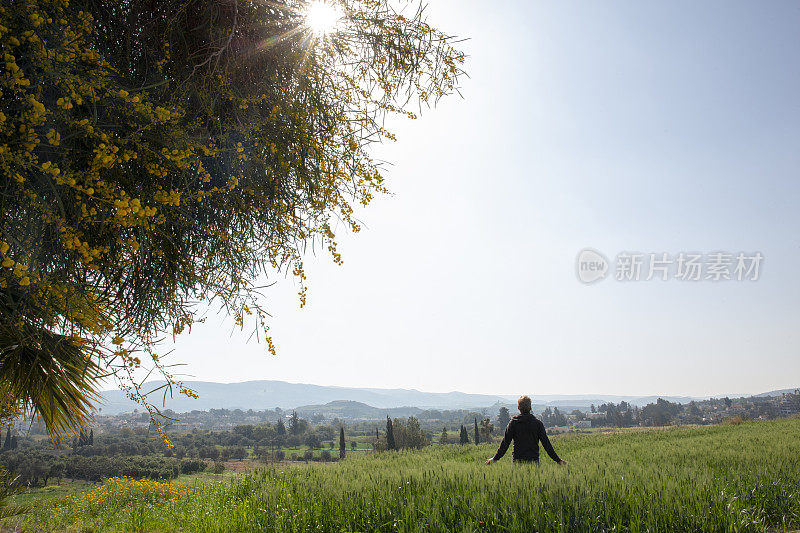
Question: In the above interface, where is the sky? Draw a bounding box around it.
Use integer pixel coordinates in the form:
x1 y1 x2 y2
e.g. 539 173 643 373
132 1 800 398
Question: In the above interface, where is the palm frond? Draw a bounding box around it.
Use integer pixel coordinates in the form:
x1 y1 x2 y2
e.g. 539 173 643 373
0 469 29 519
0 324 101 444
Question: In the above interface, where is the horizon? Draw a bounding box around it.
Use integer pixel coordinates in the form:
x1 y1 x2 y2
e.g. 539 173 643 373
100 377 797 402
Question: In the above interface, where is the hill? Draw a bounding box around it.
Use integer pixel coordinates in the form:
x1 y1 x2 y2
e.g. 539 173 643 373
293 400 423 420
756 387 800 397
98 380 510 415
98 380 796 415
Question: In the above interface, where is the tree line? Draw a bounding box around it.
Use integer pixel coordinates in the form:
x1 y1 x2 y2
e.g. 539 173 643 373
0 450 185 486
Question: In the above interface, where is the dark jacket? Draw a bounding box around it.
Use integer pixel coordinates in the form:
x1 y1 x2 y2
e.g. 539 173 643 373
492 413 561 463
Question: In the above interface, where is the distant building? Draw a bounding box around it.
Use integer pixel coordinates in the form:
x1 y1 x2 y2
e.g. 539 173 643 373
574 420 592 429
779 390 800 416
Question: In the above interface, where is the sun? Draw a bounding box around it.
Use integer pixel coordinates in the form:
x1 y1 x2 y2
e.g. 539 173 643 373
305 1 343 35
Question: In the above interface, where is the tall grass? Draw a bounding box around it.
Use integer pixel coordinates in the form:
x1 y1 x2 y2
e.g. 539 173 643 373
11 419 800 532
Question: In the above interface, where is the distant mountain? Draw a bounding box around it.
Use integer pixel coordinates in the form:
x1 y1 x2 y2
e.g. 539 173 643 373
98 380 794 416
294 400 423 420
755 388 800 398
98 380 510 415
518 395 702 410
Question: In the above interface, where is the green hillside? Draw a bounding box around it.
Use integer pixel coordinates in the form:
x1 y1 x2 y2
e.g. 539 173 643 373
6 419 800 532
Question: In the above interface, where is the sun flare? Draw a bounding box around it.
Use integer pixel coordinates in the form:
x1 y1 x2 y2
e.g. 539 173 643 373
305 1 342 35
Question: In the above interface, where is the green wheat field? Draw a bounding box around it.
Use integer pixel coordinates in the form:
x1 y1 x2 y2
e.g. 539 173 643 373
6 418 800 532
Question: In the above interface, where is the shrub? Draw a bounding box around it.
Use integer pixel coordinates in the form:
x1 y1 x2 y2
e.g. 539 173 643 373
179 459 207 475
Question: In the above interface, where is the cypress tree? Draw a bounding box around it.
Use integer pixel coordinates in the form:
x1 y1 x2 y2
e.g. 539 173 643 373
89 429 94 445
474 418 480 445
10 435 17 450
459 425 469 445
439 426 449 445
339 426 346 459
2 428 10 451
386 416 396 451
276 418 286 436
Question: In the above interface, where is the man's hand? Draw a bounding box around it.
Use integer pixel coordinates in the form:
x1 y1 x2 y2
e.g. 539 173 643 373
485 457 495 465
558 459 567 466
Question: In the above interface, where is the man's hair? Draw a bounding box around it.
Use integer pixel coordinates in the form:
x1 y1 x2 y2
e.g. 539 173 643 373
518 395 532 414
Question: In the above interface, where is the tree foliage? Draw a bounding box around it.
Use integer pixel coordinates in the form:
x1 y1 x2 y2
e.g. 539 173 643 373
385 416 395 451
0 0 464 442
438 426 448 445
390 416 427 450
458 424 468 445
479 417 493 441
374 416 426 451
497 407 510 430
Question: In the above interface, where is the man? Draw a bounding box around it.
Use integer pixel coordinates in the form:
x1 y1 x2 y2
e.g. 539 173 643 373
485 395 567 465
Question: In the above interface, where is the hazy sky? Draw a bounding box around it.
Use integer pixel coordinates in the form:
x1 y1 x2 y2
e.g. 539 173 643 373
139 1 800 398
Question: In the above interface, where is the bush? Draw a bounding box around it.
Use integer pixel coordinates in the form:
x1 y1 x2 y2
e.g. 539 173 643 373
303 451 314 462
180 459 207 475
213 462 225 475
320 450 332 462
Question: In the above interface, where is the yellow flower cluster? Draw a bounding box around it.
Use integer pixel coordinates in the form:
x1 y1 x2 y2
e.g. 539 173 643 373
178 382 199 400
74 477 192 508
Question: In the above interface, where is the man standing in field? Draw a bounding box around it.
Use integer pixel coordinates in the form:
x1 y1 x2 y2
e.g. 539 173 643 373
485 395 567 465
